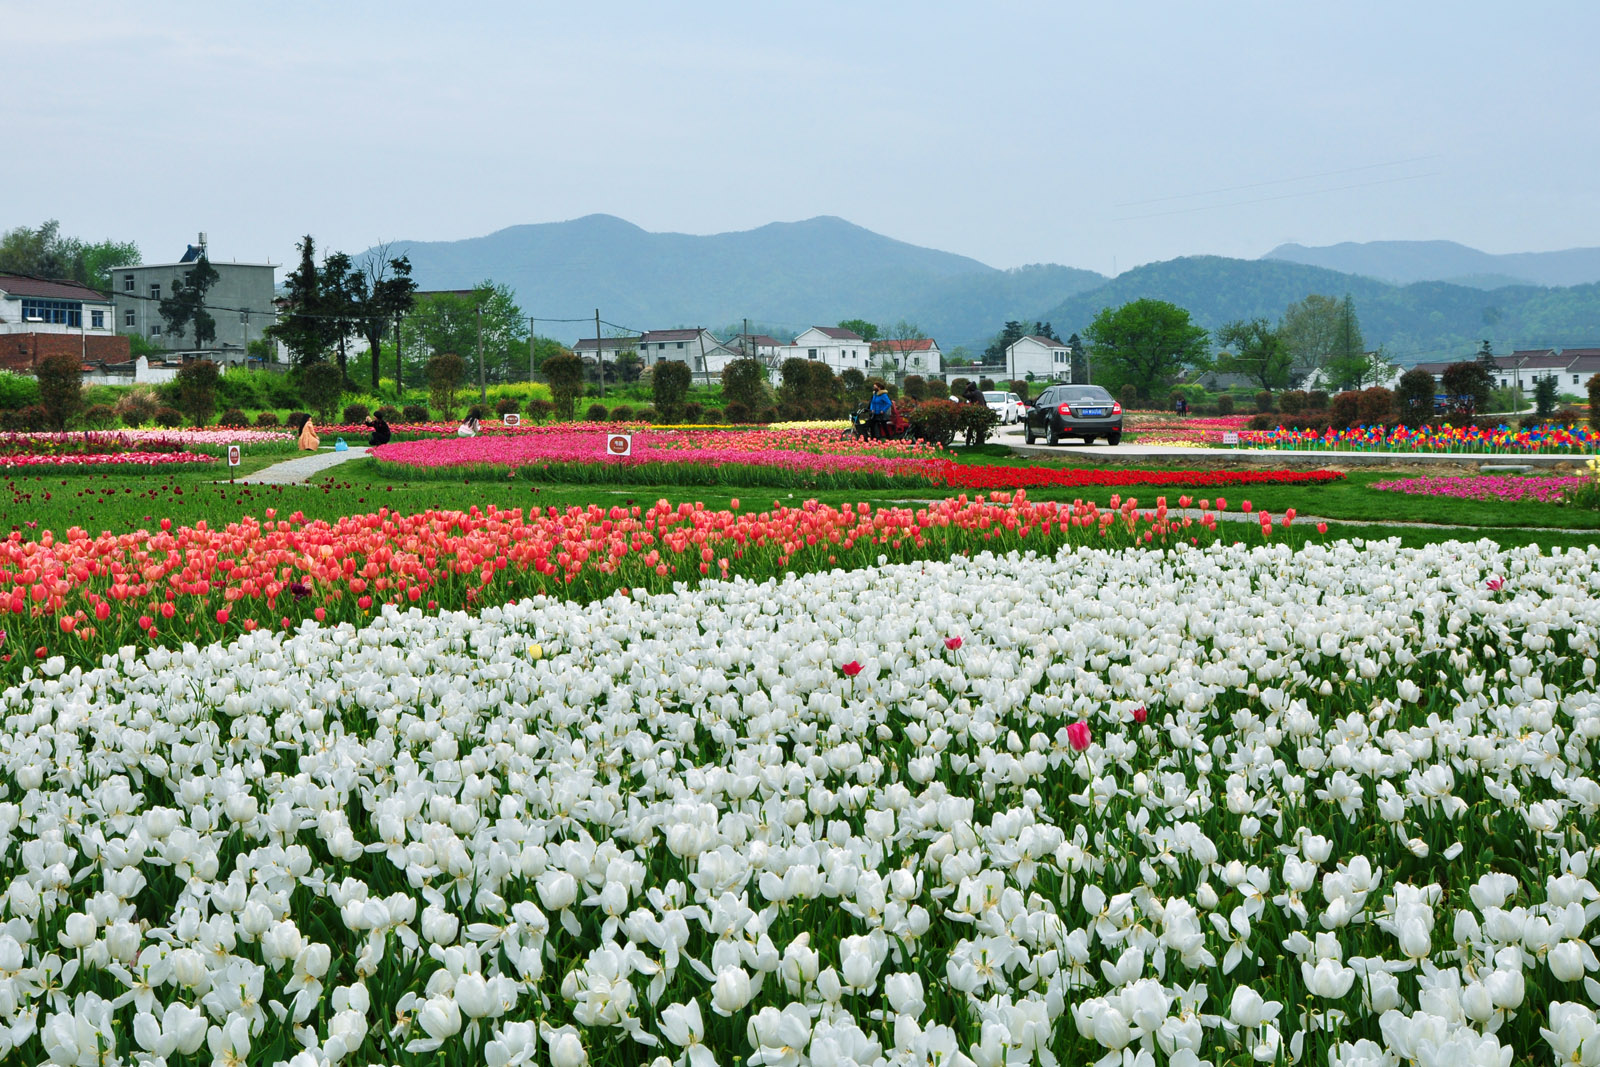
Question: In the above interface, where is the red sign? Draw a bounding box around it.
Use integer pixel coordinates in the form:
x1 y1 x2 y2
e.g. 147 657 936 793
606 434 632 456
227 445 241 467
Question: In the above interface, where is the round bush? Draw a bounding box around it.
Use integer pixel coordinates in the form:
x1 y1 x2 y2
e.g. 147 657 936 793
1216 394 1235 416
724 401 751 424
757 407 777 424
494 398 520 417
115 391 158 428
1120 384 1139 409
375 405 400 423
153 406 184 428
525 399 555 423
1255 390 1274 414
216 408 250 429
254 411 281 428
585 403 609 422
635 406 658 423
608 404 635 422
682 402 704 424
701 407 723 423
81 404 117 430
401 404 430 423
341 403 370 426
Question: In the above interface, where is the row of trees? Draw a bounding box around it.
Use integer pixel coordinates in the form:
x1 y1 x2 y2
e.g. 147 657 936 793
0 220 140 292
269 236 419 389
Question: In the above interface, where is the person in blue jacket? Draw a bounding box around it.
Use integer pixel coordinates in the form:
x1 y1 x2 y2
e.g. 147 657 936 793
868 382 893 439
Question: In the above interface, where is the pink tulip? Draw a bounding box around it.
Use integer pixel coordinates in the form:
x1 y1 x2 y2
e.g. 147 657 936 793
1067 720 1091 751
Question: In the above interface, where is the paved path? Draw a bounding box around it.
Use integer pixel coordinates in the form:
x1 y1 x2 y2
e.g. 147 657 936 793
234 447 369 485
995 426 1588 468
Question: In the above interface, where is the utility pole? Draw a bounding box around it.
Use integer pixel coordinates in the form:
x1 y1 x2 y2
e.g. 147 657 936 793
697 327 709 386
744 318 750 359
529 316 536 383
475 303 486 404
394 314 403 393
594 309 604 399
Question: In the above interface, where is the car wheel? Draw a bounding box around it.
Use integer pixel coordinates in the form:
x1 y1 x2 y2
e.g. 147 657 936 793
1081 435 1095 445
1046 425 1060 446
1024 421 1036 445
1107 431 1121 446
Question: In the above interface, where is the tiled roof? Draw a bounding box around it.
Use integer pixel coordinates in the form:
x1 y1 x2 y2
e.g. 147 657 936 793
572 336 641 351
641 329 705 343
1560 348 1600 359
875 338 937 352
1517 352 1573 368
736 334 784 348
0 274 108 301
813 326 863 341
1015 335 1067 347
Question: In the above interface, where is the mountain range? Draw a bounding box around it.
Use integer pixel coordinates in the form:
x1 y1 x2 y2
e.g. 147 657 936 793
377 217 1600 364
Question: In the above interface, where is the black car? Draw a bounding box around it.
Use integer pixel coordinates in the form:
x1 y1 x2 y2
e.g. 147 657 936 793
1023 384 1123 445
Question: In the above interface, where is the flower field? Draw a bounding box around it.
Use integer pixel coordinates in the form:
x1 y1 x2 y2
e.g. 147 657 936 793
0 536 1596 1066
0 493 1263 683
1244 422 1599 454
1371 474 1588 504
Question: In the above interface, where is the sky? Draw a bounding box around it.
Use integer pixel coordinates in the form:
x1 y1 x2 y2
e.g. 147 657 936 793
14 2 1600 278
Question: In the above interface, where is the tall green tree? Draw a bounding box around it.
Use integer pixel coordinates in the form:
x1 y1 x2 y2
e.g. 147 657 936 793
400 283 531 385
159 254 219 347
1068 333 1087 383
1213 318 1293 391
269 236 342 366
1082 299 1210 400
349 248 418 391
873 319 927 378
0 220 139 290
1279 294 1344 380
984 321 1027 363
836 319 880 343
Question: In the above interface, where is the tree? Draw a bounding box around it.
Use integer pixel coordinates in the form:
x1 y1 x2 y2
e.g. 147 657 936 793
174 359 220 426
1213 318 1293 392
873 319 927 378
1068 333 1087 383
1082 299 1210 400
35 352 82 430
984 321 1027 363
1441 361 1493 416
541 353 584 419
425 354 467 419
159 254 220 347
1032 322 1061 342
1395 368 1436 427
0 220 139 290
652 361 692 423
1279 294 1343 381
721 358 768 413
401 283 530 385
299 362 345 421
1535 374 1559 418
349 247 417 392
269 236 343 366
837 319 880 343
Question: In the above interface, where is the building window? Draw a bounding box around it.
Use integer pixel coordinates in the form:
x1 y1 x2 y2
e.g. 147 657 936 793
150 324 162 336
149 284 161 301
808 348 817 359
675 342 683 349
20 298 82 327
1576 375 1582 385
91 310 105 329
124 309 136 327
123 274 134 291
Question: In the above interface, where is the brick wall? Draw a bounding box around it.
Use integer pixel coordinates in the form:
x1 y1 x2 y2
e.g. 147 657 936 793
0 333 131 373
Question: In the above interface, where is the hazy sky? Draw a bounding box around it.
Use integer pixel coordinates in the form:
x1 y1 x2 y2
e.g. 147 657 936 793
16 2 1599 280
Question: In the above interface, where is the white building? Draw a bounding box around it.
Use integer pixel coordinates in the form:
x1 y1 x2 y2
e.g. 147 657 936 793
572 335 643 367
728 334 786 366
1415 349 1600 394
780 326 873 374
874 337 942 377
637 328 736 374
0 275 117 337
1003 334 1071 381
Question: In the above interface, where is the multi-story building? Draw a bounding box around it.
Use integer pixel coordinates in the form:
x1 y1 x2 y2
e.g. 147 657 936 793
0 274 127 371
1003 334 1071 381
780 326 873 374
110 235 277 360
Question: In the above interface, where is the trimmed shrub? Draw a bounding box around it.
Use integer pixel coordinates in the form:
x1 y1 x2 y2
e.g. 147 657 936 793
374 405 400 423
1357 387 1394 426
401 404 430 423
175 359 221 426
908 399 965 447
36 351 83 429
1 405 49 431
254 411 281 428
216 408 250 429
1255 390 1274 414
702 408 723 423
494 398 520 417
902 375 928 401
652 360 693 423
299 362 345 422
1215 393 1234 416
81 403 117 429
425 354 467 419
153 406 183 428
115 390 158 428
541 353 584 419
1330 391 1361 429
683 402 704 423
635 406 658 423
609 404 635 422
1277 390 1308 415
724 401 751 424
949 378 971 399
978 378 996 391
340 403 370 426
1395 368 1436 427
524 399 555 423
1307 390 1330 411
1589 374 1600 431
585 403 609 422
1120 384 1139 410
757 407 777 424
721 358 769 413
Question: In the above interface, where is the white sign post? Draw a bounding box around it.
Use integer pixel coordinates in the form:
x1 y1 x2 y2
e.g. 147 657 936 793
227 444 241 482
1222 432 1240 447
605 433 633 457
503 413 521 427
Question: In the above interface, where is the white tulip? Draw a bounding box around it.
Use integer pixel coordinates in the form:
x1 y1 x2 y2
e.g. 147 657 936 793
710 965 753 1016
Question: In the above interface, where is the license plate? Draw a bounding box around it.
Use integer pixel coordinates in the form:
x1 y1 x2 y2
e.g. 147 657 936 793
1080 408 1104 417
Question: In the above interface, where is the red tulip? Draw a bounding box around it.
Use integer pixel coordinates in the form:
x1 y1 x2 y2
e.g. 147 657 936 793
944 636 963 651
1132 706 1148 723
1066 720 1092 751
841 661 863 677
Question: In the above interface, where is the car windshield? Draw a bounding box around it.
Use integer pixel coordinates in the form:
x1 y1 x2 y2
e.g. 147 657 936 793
983 392 1007 403
1058 388 1113 403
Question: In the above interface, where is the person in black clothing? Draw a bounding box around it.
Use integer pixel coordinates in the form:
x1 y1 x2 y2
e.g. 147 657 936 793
962 381 983 405
364 412 392 446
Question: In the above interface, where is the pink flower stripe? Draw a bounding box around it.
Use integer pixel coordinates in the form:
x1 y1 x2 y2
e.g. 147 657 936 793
0 450 216 469
3 429 291 446
1370 475 1587 503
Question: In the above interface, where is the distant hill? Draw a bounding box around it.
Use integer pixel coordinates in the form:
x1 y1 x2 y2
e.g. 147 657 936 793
380 215 1104 349
1263 239 1600 288
1037 256 1600 365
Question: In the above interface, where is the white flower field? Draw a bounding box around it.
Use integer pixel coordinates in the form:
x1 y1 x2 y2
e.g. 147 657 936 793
3 537 1599 1066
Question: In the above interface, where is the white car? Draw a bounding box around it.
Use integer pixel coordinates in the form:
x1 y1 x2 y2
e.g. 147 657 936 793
983 391 1023 424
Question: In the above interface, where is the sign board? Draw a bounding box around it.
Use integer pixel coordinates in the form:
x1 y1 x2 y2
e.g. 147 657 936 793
503 413 521 426
605 433 633 457
227 444 241 466
1222 432 1240 446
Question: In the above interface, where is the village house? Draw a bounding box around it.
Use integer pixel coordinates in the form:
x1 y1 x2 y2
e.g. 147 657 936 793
1003 334 1071 381
0 274 128 371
